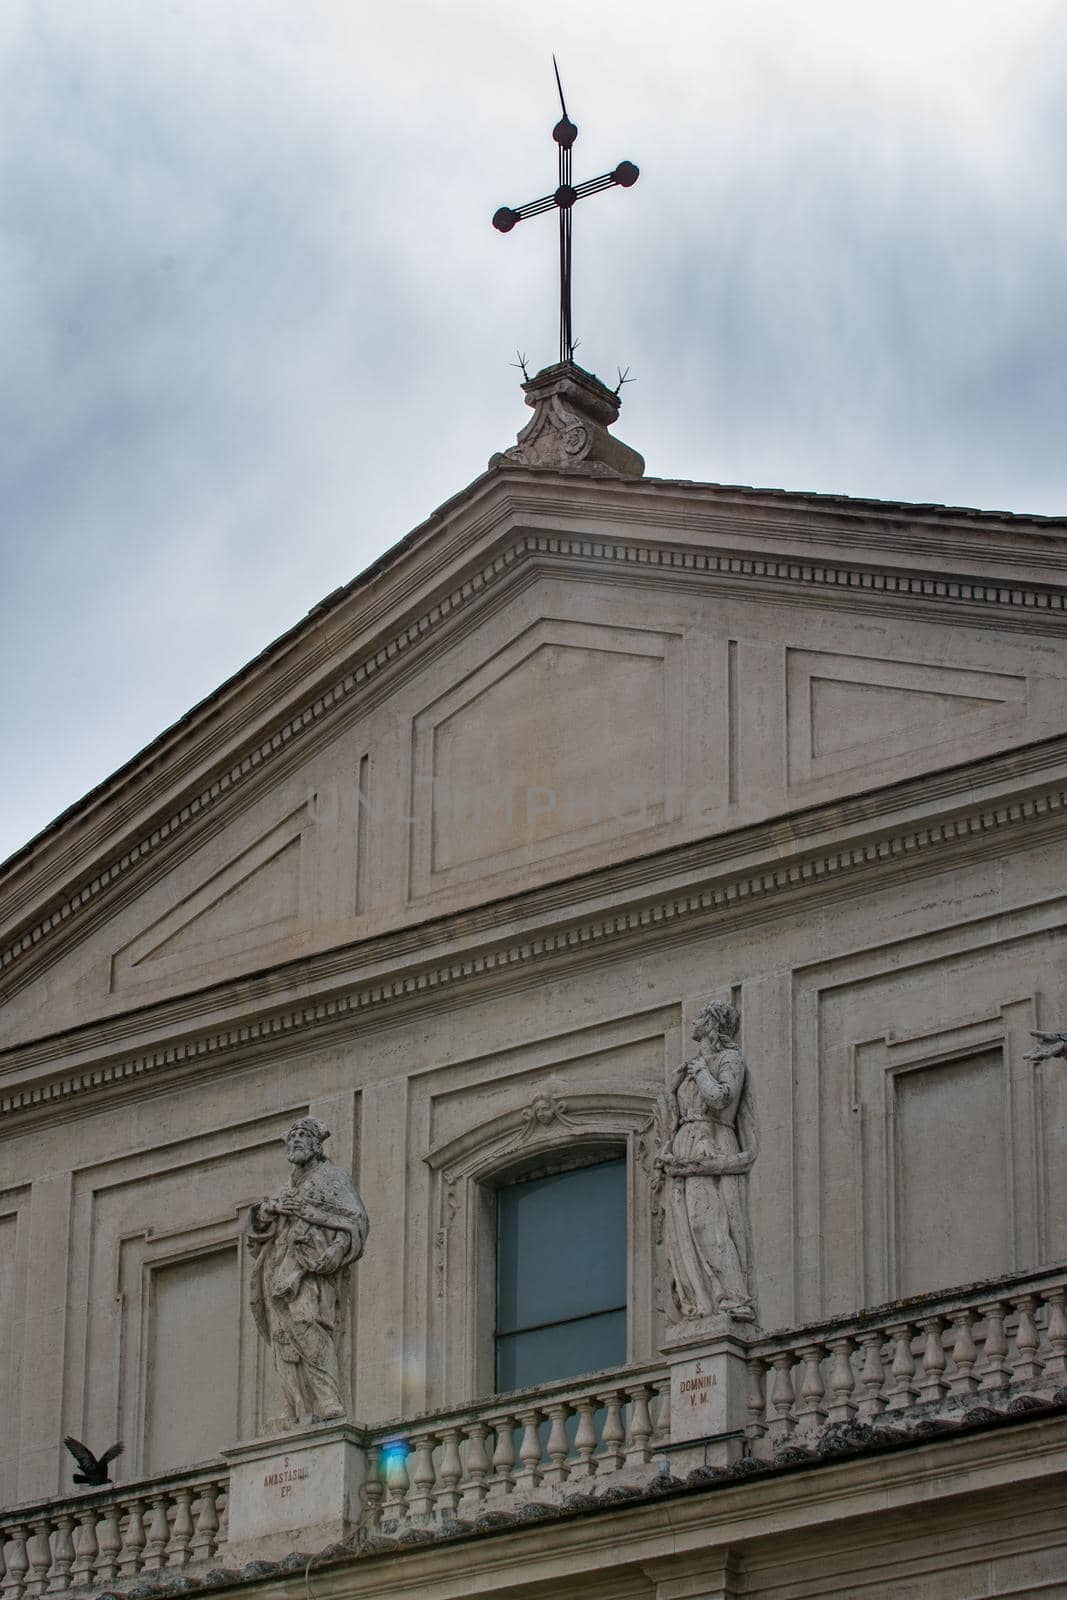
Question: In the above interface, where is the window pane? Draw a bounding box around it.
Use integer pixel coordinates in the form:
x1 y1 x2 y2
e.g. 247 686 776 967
496 1159 627 1333
495 1308 626 1391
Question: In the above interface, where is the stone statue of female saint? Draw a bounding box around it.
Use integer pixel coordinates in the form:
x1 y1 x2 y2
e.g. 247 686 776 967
654 1000 759 1326
246 1117 369 1428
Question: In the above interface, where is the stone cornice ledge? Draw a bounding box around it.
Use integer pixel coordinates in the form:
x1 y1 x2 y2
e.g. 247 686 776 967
90 1414 1067 1600
1 755 1066 1123
3 520 1067 994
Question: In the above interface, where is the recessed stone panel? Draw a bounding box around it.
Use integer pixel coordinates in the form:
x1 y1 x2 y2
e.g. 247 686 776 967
111 809 309 992
0 1206 21 1504
144 1247 239 1474
894 1049 1009 1297
410 620 684 895
787 648 1028 785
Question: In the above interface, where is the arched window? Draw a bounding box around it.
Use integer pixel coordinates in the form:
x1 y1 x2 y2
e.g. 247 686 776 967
494 1152 627 1391
425 1088 658 1406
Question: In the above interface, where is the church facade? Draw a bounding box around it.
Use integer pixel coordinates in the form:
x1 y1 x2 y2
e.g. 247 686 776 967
2 366 1066 1599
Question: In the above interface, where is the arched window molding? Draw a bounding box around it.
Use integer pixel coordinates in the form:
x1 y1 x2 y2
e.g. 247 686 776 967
424 1088 657 1404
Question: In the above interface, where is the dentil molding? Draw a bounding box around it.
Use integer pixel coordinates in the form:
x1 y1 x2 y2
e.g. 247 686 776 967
3 529 1067 991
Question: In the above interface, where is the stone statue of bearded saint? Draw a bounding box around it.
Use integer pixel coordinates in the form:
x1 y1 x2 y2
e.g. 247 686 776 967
653 1000 759 1326
246 1118 369 1428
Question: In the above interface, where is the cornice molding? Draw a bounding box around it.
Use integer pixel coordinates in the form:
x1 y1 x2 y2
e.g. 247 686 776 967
1 768 1065 1125
3 527 1067 993
515 476 1067 574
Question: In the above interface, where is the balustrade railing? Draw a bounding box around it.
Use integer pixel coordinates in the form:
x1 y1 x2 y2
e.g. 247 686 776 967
362 1363 670 1527
744 1265 1067 1456
3 1266 1066 1587
0 1467 227 1598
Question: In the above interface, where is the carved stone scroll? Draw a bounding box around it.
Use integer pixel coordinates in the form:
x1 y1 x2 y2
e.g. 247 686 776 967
491 363 644 479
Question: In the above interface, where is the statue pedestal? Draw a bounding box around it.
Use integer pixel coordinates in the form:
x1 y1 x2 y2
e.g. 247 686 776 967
222 1421 368 1561
660 1316 756 1473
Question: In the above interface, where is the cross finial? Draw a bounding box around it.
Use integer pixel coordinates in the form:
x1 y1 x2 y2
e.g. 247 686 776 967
492 62 639 366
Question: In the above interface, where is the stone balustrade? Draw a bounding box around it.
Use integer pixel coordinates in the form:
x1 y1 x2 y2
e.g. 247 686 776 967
744 1265 1067 1457
0 1469 228 1598
3 1265 1066 1588
363 1363 670 1527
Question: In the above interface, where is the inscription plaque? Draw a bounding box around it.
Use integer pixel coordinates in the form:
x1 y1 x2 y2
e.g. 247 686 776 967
223 1422 366 1557
671 1355 728 1442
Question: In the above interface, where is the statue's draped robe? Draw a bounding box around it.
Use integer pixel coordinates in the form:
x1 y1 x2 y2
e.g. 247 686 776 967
663 1047 759 1321
247 1158 369 1420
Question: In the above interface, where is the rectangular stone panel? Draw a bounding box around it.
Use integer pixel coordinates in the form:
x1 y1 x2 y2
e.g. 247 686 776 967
409 619 684 897
0 1209 19 1501
895 1049 1009 1297
144 1247 238 1473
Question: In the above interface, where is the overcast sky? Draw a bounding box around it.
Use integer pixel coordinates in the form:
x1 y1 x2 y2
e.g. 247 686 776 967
2 0 1066 865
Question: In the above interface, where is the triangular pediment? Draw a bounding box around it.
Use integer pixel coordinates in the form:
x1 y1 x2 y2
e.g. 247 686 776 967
2 465 1065 1045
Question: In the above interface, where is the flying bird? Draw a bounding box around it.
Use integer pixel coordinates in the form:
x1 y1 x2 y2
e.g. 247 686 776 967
63 1437 124 1486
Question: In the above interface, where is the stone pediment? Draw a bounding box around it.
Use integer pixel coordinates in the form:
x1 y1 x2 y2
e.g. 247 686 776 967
2 464 1066 1046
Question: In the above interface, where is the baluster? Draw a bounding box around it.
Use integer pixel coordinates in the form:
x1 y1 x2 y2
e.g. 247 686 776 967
487 1415 516 1505
767 1353 796 1444
362 1445 384 1531
95 1508 122 1586
1 1526 30 1600
434 1429 463 1515
1011 1295 1042 1385
405 1433 437 1520
142 1495 170 1570
26 1521 52 1598
885 1324 917 1411
383 1440 411 1517
948 1309 979 1396
514 1409 542 1491
167 1489 195 1569
46 1516 75 1594
979 1302 1010 1390
70 1511 98 1587
856 1332 887 1421
598 1391 625 1471
745 1357 767 1441
190 1483 220 1564
651 1377 671 1447
826 1338 857 1424
917 1317 947 1404
624 1385 653 1466
119 1500 147 1577
570 1399 599 1480
1042 1287 1067 1382
0 1536 5 1594
459 1422 491 1511
215 1484 228 1547
795 1344 827 1434
541 1404 571 1486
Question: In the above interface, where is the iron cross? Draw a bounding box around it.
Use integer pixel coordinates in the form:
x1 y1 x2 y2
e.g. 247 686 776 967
493 60 639 366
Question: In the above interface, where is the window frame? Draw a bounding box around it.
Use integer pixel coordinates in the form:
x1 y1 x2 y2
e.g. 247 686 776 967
489 1143 629 1395
424 1091 660 1408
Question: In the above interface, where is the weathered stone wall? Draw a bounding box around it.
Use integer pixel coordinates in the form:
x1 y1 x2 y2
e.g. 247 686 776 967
2 471 1065 1507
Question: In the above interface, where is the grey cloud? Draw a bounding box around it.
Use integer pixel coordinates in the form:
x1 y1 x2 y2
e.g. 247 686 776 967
1 1 1065 861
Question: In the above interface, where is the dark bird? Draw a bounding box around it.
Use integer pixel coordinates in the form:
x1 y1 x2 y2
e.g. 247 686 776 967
63 1436 124 1486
